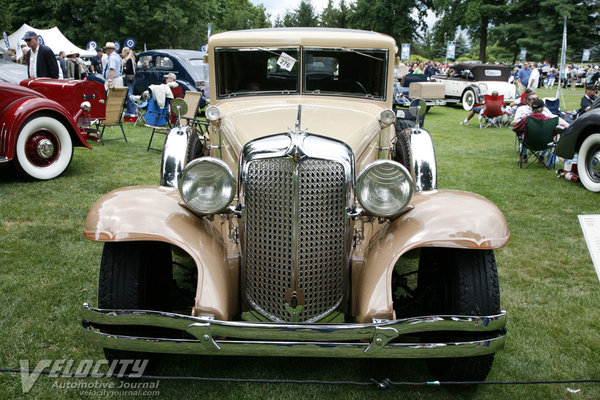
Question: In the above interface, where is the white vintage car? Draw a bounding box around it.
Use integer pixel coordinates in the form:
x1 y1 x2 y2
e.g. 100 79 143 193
434 63 518 111
82 28 510 382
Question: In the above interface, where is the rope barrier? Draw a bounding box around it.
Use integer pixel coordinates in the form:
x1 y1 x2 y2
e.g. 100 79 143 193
1 368 599 388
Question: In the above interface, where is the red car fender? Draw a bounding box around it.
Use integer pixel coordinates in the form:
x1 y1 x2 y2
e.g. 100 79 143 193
0 96 91 161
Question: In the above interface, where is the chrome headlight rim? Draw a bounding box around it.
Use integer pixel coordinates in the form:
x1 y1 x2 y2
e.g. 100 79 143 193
205 105 221 122
356 160 414 218
380 109 396 126
178 157 236 215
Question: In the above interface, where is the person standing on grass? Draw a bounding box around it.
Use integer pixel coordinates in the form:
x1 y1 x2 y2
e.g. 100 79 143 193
22 31 58 79
517 62 531 93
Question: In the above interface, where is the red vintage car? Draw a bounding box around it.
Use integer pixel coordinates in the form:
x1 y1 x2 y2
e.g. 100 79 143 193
0 81 95 180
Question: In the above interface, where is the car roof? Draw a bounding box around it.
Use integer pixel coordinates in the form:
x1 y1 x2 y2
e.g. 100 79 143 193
138 49 205 58
452 63 512 82
208 28 396 50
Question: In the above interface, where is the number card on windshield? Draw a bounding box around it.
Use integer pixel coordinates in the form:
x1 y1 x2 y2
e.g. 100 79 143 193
277 52 297 72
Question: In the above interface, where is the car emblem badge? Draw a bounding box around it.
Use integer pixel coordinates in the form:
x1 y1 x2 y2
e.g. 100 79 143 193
285 289 305 322
293 151 301 164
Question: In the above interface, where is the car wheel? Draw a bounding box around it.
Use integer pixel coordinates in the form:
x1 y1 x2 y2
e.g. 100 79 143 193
13 115 73 180
186 130 204 163
418 247 500 382
461 89 476 111
97 241 186 363
394 129 412 169
577 133 600 192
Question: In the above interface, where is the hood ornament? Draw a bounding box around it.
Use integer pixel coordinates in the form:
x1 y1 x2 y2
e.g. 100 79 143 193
289 105 306 163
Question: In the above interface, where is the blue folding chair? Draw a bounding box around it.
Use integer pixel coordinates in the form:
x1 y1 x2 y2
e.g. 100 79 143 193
144 94 172 151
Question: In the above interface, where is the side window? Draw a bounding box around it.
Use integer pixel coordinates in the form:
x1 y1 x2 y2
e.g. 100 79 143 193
156 56 174 70
137 55 153 69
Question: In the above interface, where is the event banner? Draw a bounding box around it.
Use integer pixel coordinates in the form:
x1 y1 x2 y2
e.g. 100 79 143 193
519 48 527 61
401 43 410 61
582 49 591 62
446 41 456 60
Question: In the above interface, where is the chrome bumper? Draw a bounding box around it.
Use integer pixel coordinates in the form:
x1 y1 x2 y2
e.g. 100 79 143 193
82 303 506 359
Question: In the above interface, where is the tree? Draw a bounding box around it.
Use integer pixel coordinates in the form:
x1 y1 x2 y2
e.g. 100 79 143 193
429 0 506 63
283 0 320 27
320 0 350 28
347 0 427 43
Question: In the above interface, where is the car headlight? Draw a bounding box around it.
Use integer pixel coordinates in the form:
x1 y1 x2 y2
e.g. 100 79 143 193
380 109 396 126
356 160 414 217
205 105 221 122
179 157 235 214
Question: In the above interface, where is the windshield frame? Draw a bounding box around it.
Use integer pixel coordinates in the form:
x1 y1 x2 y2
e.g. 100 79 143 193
214 46 389 101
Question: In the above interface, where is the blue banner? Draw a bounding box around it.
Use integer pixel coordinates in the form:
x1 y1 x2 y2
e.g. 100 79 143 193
114 41 121 52
124 38 136 49
87 41 97 51
3 31 9 50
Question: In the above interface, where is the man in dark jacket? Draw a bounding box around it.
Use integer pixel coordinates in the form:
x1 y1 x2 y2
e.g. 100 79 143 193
22 31 58 79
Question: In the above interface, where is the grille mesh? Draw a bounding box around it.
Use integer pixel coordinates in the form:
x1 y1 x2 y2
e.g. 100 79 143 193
244 157 347 322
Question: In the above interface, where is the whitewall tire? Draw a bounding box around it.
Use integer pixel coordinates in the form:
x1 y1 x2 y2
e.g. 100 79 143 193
14 116 73 180
577 133 600 192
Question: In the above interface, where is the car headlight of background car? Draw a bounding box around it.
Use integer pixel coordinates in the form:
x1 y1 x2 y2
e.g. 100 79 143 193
179 157 236 214
356 160 414 217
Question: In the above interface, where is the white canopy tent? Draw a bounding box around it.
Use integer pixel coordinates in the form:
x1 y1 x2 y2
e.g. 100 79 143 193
1 23 96 59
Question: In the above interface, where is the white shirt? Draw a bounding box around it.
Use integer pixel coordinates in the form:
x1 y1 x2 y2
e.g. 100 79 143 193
29 47 38 78
528 68 540 89
513 105 569 127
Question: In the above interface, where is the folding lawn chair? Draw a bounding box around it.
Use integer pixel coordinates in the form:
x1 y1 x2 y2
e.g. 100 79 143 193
479 94 506 129
93 87 128 145
145 93 172 152
180 91 209 135
517 116 559 169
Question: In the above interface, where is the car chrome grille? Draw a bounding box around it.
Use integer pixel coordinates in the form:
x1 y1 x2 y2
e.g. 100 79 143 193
244 157 347 322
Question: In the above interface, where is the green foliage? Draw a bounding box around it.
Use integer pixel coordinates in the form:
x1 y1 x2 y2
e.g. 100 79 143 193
347 0 427 43
283 0 320 27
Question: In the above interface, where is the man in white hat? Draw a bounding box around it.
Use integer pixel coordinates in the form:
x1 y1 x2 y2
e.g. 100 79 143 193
103 42 123 89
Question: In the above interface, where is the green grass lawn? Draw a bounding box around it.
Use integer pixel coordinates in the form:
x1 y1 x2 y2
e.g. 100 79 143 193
1 87 599 399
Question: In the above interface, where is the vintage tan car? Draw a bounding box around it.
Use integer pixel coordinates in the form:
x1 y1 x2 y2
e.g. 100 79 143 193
82 28 510 381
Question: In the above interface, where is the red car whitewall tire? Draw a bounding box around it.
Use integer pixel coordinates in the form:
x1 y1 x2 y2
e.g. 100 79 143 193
14 115 73 180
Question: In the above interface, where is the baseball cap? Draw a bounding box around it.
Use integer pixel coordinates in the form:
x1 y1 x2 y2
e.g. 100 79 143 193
22 31 37 41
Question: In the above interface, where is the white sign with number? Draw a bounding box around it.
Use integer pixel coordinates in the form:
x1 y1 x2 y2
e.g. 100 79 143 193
277 52 296 72
579 215 600 283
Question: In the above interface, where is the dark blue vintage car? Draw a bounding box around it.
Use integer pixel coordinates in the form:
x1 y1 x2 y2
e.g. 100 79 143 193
134 49 209 97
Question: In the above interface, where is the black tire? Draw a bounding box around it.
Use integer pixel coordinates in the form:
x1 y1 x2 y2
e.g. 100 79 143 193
461 89 477 111
13 115 74 180
418 247 500 382
186 130 204 164
394 130 411 169
577 133 600 192
98 241 180 362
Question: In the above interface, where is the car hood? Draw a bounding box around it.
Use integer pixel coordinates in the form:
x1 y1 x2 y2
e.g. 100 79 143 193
0 61 28 85
216 97 387 162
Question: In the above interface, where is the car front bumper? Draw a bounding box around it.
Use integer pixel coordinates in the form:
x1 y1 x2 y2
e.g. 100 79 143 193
82 303 506 359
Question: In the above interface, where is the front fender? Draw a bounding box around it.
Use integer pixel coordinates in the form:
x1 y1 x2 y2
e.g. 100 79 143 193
83 186 237 320
555 110 600 159
0 97 90 160
355 189 510 323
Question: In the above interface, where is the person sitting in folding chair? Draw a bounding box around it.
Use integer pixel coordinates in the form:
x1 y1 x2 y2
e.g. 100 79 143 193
460 91 501 126
513 99 559 168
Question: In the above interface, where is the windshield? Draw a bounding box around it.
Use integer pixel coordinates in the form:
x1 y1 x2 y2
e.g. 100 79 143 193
304 48 387 99
215 47 299 97
214 46 388 100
